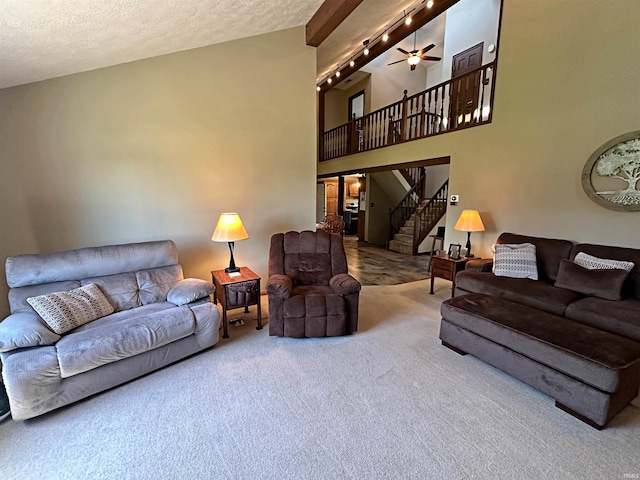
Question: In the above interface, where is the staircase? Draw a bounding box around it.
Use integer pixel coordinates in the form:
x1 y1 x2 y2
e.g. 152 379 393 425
388 180 448 255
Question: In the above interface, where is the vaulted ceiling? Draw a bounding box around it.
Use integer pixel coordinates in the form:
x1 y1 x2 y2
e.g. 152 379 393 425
0 0 438 90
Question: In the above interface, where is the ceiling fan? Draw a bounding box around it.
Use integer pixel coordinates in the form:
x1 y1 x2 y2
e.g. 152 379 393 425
388 33 441 71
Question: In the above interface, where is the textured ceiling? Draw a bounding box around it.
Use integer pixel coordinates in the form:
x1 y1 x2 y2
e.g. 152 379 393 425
0 0 425 91
0 0 325 89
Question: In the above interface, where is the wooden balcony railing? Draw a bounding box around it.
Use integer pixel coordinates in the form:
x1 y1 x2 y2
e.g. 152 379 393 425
320 61 496 162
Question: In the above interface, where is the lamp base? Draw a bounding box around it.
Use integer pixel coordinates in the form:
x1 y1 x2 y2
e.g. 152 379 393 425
225 266 240 274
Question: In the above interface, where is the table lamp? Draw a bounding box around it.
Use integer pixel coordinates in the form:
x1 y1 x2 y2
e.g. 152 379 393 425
453 209 485 258
211 213 249 273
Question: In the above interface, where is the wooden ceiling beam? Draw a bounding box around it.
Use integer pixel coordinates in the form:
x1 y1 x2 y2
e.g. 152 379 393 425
317 0 460 90
306 0 364 47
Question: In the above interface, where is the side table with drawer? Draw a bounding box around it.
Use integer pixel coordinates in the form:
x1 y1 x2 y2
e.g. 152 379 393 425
429 255 473 298
211 267 262 339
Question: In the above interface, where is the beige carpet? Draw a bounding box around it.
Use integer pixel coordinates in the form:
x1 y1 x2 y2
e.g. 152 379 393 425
1 278 639 479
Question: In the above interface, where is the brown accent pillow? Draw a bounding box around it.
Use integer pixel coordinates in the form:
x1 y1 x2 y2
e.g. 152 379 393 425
554 259 630 301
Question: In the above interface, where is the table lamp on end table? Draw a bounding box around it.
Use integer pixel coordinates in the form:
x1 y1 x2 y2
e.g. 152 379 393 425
453 209 485 258
211 213 249 274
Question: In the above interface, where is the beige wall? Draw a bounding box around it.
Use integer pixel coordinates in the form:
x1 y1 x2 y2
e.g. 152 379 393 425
318 0 640 255
323 75 371 131
0 27 317 317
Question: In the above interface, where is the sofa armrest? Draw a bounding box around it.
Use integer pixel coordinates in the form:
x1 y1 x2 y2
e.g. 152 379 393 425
167 278 215 306
266 275 292 300
465 258 493 273
329 273 362 296
0 313 60 352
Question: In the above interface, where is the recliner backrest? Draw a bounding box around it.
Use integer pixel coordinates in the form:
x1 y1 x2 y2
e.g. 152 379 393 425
268 230 348 286
5 240 183 314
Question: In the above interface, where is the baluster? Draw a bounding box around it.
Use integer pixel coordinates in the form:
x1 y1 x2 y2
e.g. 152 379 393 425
401 90 408 141
419 94 426 138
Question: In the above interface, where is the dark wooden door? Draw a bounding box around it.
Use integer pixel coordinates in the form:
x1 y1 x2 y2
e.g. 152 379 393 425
451 42 483 128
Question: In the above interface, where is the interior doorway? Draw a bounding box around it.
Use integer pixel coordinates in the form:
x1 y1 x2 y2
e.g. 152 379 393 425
451 42 483 127
348 90 365 121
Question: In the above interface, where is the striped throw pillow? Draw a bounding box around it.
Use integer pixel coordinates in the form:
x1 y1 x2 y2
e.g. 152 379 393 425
492 243 538 280
27 284 114 334
574 252 634 272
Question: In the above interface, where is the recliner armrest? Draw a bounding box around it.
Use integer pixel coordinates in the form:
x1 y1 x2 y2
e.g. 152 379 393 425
266 275 292 299
329 273 361 296
0 312 61 352
167 278 216 306
465 258 493 273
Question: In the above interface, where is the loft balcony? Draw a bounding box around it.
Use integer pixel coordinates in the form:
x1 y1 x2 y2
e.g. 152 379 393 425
319 61 496 162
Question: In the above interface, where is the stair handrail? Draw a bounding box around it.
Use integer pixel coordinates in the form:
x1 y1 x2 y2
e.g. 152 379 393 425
389 169 427 240
412 179 449 253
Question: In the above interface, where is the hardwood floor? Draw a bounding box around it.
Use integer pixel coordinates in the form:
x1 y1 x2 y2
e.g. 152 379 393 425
343 235 432 286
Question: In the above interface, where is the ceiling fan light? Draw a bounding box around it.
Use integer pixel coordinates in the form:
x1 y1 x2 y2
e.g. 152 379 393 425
408 56 421 66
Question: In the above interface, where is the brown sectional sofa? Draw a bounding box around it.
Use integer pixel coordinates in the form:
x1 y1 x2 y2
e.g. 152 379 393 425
439 232 640 428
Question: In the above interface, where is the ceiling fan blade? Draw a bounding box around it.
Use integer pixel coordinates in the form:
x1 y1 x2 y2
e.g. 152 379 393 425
387 59 406 66
420 43 436 54
420 56 442 61
397 47 410 55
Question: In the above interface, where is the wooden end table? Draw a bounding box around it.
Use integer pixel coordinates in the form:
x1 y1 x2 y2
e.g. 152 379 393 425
211 267 262 339
430 255 475 298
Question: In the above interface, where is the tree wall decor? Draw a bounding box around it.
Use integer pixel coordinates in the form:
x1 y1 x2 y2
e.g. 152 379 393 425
582 131 640 212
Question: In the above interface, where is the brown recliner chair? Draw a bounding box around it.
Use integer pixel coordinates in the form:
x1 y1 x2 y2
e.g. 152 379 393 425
266 230 361 337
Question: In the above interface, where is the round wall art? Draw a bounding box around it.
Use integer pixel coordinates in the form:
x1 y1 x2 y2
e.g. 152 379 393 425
582 131 640 212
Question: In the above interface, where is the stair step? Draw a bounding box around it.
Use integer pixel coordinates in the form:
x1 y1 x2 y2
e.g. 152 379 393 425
392 233 413 243
388 240 414 255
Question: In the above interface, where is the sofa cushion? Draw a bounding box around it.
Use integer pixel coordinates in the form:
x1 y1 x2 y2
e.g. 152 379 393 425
26 284 115 334
554 259 630 301
497 233 573 282
493 243 538 280
455 271 581 316
565 297 640 343
5 240 179 288
55 303 195 378
441 293 640 392
571 244 640 300
136 265 183 305
81 272 140 311
8 280 81 315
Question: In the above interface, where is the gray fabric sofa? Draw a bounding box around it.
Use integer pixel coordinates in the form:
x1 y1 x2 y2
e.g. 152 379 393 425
0 240 220 420
439 232 640 428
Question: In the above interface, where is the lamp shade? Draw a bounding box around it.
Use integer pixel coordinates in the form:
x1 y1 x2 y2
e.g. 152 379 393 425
211 213 249 242
453 210 485 232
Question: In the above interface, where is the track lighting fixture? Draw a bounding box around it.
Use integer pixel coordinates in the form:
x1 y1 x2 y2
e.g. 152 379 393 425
383 32 389 42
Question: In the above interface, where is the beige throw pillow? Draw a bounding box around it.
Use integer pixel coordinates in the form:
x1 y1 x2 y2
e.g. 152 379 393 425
27 284 115 334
